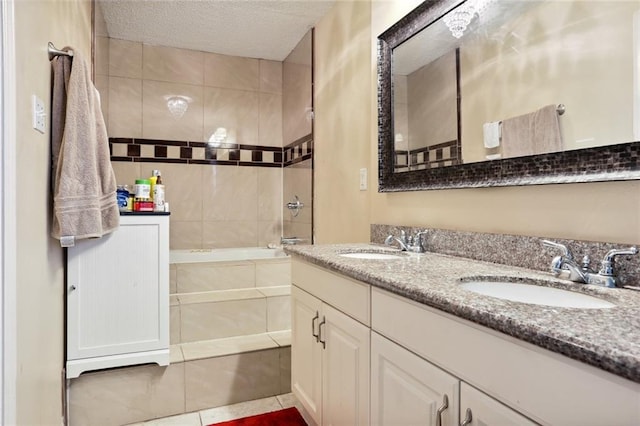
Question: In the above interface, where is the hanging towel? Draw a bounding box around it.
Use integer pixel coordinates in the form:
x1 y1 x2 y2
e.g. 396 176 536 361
482 121 501 148
532 104 563 155
501 104 562 158
51 47 119 243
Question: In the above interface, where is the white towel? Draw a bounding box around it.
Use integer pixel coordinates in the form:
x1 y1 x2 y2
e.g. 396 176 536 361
483 121 501 148
51 47 119 243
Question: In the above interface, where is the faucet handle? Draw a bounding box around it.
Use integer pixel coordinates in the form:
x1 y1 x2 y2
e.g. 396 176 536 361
599 246 638 276
413 230 428 253
542 240 574 260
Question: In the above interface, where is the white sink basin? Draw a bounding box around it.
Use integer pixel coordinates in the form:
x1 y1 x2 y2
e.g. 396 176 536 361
460 280 615 309
340 252 403 260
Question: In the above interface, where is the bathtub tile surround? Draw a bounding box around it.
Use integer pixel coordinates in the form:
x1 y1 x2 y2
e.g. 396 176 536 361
110 134 313 167
371 224 640 287
185 350 282 413
69 249 292 425
111 161 284 249
110 138 285 167
102 36 314 251
69 362 186 426
68 344 291 426
283 158 313 244
170 252 291 344
109 137 313 252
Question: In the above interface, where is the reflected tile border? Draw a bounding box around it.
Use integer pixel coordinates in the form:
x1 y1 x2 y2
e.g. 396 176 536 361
110 135 313 169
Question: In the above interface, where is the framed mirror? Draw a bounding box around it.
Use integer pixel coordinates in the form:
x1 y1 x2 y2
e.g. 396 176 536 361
378 0 640 191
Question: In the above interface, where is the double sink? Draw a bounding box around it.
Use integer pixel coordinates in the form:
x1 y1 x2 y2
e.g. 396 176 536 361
339 250 615 309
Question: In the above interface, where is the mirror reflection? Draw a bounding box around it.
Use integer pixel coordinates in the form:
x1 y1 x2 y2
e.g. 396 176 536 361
392 0 640 173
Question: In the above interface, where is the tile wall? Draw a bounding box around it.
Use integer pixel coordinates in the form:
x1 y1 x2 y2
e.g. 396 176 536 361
282 30 313 244
283 158 313 243
96 36 313 249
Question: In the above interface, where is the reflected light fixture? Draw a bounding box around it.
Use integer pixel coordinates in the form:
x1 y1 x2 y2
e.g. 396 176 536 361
208 127 228 147
164 95 192 119
443 0 493 39
443 3 476 38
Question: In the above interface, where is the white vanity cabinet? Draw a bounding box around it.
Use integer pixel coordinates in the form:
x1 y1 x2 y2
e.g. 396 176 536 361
459 383 538 426
372 287 640 426
291 260 370 426
371 332 459 426
372 330 536 426
66 214 170 378
292 258 640 425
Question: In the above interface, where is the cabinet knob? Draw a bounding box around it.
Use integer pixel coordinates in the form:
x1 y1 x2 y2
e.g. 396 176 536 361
460 408 472 426
436 394 449 426
70 285 77 291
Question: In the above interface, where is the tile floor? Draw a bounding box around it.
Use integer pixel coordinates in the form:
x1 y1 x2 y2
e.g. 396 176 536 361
127 393 301 426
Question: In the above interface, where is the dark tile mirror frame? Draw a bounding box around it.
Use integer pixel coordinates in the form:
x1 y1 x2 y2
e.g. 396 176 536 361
378 0 640 192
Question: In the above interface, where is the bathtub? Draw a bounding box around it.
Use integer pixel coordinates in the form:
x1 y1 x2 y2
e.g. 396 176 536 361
169 247 288 264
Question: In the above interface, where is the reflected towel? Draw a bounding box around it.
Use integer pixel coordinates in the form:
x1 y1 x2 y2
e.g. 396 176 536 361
501 104 562 158
483 121 501 148
51 47 119 242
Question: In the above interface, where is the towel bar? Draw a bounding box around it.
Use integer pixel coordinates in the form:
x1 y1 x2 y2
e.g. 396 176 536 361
48 42 73 61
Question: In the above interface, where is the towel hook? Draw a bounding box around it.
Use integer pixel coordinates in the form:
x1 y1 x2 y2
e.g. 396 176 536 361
48 42 73 61
556 104 565 115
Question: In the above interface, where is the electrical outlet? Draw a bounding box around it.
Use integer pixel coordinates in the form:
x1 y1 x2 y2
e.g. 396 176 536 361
359 168 367 191
32 95 46 134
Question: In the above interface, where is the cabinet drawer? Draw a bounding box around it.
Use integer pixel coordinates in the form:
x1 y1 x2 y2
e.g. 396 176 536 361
372 287 640 426
292 259 370 325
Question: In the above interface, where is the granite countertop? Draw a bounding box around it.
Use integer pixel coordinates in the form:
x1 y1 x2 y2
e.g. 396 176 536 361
284 243 640 384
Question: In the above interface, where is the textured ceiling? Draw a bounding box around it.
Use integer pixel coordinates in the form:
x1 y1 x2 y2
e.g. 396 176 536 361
98 0 335 61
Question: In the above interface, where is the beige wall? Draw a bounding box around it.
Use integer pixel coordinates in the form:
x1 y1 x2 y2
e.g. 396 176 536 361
312 0 640 245
13 0 92 424
314 0 372 243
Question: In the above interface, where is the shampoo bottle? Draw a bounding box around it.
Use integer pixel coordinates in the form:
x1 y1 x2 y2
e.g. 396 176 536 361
153 172 165 212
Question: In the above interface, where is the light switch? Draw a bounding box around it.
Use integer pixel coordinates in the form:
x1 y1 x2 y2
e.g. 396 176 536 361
32 95 46 134
359 168 367 191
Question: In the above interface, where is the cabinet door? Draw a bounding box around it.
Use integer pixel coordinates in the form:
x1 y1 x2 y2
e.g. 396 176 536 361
291 286 323 425
371 332 459 426
67 217 169 360
321 303 370 426
460 383 538 426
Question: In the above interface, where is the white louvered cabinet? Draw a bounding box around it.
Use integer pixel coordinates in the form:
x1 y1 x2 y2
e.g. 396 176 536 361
66 214 170 378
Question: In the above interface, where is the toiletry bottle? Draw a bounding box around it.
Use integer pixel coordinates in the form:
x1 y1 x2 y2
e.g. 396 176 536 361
134 179 153 212
149 170 159 201
153 172 165 212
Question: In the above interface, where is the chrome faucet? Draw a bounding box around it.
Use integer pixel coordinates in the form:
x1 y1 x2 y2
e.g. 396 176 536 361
542 240 638 288
385 229 427 253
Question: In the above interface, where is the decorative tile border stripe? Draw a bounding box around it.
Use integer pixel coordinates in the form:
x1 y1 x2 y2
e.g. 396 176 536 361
110 137 312 168
393 139 460 172
283 134 313 167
